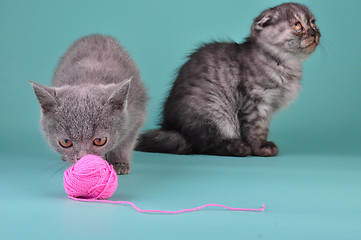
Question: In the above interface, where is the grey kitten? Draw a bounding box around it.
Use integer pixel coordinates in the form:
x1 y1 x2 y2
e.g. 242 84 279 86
31 35 147 174
136 3 320 157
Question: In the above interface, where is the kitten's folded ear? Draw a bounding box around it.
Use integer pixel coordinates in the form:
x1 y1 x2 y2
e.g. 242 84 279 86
29 81 58 113
253 9 275 31
106 78 132 111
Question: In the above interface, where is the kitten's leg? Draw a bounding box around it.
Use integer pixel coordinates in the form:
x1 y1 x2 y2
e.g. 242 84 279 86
164 94 251 156
240 106 279 157
106 147 131 175
182 119 251 156
203 139 252 156
106 129 139 175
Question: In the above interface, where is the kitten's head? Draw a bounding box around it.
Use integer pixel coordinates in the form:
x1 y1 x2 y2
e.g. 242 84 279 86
250 3 321 61
30 80 131 163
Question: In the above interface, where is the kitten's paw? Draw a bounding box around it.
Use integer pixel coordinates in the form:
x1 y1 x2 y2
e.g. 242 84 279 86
112 162 131 175
225 140 252 156
252 141 279 157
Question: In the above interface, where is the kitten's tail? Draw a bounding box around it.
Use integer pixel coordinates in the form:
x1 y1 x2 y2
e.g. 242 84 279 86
135 129 191 154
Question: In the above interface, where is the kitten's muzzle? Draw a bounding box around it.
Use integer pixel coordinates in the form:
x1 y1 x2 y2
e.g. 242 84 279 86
61 154 85 164
301 31 320 54
307 28 321 45
76 151 88 161
62 156 77 164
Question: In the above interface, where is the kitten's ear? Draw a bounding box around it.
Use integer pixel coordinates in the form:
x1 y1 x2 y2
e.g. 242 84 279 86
106 78 132 111
29 81 58 113
253 10 274 31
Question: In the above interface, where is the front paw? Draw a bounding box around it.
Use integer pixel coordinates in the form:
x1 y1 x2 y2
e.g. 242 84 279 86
225 140 252 156
112 162 131 175
252 141 279 157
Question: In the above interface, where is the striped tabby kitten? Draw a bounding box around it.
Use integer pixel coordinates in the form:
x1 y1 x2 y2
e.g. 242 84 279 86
136 3 320 156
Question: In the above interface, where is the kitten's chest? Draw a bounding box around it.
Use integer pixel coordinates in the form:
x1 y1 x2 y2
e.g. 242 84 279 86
262 64 302 107
248 79 301 114
266 80 300 108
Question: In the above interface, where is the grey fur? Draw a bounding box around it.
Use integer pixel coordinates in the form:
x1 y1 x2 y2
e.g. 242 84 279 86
31 35 147 174
136 3 320 156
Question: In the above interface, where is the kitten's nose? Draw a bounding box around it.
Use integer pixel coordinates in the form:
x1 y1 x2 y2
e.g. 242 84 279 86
76 151 88 161
307 28 317 37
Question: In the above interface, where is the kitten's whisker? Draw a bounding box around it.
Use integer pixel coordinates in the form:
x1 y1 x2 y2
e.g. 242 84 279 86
318 40 331 68
47 162 69 182
38 161 65 173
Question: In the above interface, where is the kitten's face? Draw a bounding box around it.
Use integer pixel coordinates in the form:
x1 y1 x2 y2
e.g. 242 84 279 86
31 82 130 163
251 3 321 59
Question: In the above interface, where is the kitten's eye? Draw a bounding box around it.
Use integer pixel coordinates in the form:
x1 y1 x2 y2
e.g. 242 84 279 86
93 138 107 146
311 20 317 30
59 139 73 148
293 22 303 33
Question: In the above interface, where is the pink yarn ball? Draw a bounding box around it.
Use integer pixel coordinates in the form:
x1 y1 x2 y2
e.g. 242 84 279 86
63 154 118 199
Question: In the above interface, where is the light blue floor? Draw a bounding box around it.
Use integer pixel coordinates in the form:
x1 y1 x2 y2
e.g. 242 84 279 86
2 138 361 240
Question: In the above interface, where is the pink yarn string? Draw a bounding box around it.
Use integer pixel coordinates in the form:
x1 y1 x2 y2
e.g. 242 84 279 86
68 196 265 214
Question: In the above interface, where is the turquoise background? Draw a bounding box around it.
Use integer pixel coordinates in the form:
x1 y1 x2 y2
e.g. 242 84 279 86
1 0 360 239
